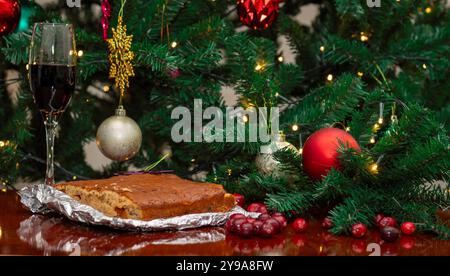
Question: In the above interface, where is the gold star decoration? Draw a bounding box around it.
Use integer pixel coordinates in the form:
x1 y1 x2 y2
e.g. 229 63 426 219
107 16 135 97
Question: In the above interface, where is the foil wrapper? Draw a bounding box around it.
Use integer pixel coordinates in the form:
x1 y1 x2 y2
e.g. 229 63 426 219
17 215 227 256
19 184 258 232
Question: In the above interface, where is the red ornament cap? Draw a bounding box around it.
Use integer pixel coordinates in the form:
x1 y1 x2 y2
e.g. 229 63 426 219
237 0 281 30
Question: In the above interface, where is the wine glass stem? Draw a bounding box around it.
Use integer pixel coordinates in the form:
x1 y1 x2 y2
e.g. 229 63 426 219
44 119 57 185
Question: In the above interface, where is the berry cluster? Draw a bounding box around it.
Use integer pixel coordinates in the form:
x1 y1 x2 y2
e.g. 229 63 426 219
225 212 288 238
351 214 416 242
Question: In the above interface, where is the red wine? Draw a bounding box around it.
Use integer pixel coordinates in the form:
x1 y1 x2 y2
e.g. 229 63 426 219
29 64 76 120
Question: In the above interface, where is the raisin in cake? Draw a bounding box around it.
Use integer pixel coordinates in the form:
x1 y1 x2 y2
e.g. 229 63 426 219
54 174 235 220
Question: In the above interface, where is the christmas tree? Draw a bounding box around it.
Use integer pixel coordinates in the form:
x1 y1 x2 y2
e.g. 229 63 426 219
0 0 449 237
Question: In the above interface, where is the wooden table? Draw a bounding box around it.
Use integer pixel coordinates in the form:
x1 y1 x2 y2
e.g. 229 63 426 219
0 190 448 256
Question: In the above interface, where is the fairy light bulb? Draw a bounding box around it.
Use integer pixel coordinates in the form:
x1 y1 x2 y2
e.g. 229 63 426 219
357 71 364 77
370 137 376 144
191 158 196 163
299 148 303 154
103 85 110 92
326 74 334 82
0 141 5 148
378 117 384 124
77 50 84 57
292 124 299 132
319 46 325 52
72 176 77 180
242 114 249 123
345 127 351 132
360 32 369 42
255 62 265 72
370 163 379 173
277 56 284 62
422 64 427 69
425 7 432 14
227 168 232 176
170 41 178 48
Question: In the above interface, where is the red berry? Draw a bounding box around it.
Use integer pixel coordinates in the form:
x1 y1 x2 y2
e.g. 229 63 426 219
378 216 397 228
246 203 268 214
292 218 308 233
260 221 276 237
239 222 254 238
375 214 384 224
351 223 367 238
246 218 256 224
257 213 271 221
252 220 264 235
231 218 247 234
271 212 284 217
400 222 416 235
380 226 400 242
233 193 245 207
322 217 333 229
272 215 288 229
265 218 281 233
230 213 246 220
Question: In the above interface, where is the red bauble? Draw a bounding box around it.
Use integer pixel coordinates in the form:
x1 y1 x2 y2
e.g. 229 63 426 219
302 128 361 180
233 193 245 207
0 0 20 36
292 218 308 233
236 0 281 30
400 222 416 235
351 223 367 238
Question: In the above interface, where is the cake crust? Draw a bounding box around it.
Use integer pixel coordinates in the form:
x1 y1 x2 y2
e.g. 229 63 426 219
54 174 235 220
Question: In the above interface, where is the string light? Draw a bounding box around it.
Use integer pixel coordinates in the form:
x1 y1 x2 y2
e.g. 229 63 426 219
369 163 379 174
292 124 299 132
373 123 381 132
77 50 84 57
16 162 19 169
357 71 364 77
213 176 218 182
319 46 325 52
191 158 196 163
345 126 351 132
326 74 334 82
299 148 303 155
275 92 279 97
422 64 427 69
103 85 110 92
0 141 5 148
360 32 369 42
26 64 29 70
255 62 265 72
72 176 77 180
242 114 249 123
0 226 2 240
227 168 232 176
277 56 284 63
425 7 432 14
370 137 376 144
378 117 384 124
170 41 178 48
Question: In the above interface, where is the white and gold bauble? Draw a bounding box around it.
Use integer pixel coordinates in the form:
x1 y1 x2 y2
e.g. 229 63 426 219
96 106 142 161
255 131 298 177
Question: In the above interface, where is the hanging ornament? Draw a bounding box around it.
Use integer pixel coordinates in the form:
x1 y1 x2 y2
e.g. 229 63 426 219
0 0 21 36
101 0 111 41
96 106 142 161
255 131 298 177
302 128 360 180
107 16 135 97
97 1 141 161
236 0 281 30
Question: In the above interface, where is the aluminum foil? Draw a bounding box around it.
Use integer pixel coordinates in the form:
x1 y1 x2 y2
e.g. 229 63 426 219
17 215 227 256
19 184 258 232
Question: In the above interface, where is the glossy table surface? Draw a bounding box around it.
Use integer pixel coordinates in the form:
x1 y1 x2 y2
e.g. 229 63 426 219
0 190 449 256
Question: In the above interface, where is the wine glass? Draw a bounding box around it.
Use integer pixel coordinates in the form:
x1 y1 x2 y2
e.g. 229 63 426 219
28 23 77 185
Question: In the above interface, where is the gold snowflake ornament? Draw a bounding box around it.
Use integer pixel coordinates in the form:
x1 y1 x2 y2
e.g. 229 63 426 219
107 16 135 97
